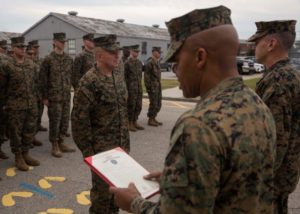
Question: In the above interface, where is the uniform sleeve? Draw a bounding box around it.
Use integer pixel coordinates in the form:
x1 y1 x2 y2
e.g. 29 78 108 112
39 58 50 100
72 55 82 89
124 62 130 91
261 85 292 171
144 62 152 91
71 86 95 158
131 118 222 214
0 62 9 103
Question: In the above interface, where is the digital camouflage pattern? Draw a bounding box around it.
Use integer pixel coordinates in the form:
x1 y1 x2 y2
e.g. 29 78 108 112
125 57 143 122
0 58 39 153
33 57 44 130
164 5 232 62
248 20 296 42
72 49 95 90
0 53 10 145
256 59 300 206
40 51 73 143
71 65 129 213
144 57 162 119
131 77 276 214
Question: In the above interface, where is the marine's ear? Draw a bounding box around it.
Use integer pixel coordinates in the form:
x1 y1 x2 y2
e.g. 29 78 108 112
195 47 207 69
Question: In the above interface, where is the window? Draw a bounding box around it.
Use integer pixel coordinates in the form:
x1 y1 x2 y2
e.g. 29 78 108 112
142 42 147 55
67 39 76 55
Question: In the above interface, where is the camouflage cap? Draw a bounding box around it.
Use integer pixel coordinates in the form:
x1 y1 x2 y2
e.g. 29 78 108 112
164 5 232 62
83 33 94 41
53 32 66 41
0 40 7 48
26 45 34 52
152 46 161 53
11 36 26 47
122 45 130 50
130 44 140 52
29 40 39 48
248 20 297 42
93 34 121 52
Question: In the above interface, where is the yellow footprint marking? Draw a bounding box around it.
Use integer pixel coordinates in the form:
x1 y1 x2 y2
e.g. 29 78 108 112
6 167 16 177
6 167 33 177
38 176 66 189
2 191 33 207
76 191 90 205
38 208 74 214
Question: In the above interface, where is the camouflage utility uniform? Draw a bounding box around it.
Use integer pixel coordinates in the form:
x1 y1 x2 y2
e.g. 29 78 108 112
131 77 276 213
124 57 143 123
0 53 10 148
72 49 94 90
144 57 161 119
40 51 73 144
256 59 300 212
72 66 129 214
33 57 44 131
0 58 38 153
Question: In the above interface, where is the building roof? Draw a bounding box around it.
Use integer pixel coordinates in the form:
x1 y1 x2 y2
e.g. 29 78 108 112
0 31 22 41
23 12 170 41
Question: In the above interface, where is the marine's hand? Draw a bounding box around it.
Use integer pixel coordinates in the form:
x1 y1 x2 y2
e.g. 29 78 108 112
43 99 49 106
109 183 140 212
144 171 162 182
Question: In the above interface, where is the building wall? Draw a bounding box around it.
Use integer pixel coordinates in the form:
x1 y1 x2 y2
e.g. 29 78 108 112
23 15 86 58
23 15 170 62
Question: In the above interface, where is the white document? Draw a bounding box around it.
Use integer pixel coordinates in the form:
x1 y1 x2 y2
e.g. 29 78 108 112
85 147 159 199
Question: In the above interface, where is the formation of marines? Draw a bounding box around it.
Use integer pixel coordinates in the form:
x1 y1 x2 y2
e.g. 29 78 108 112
0 5 300 214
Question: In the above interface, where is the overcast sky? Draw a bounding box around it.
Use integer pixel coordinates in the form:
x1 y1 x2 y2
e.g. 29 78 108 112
1 0 300 39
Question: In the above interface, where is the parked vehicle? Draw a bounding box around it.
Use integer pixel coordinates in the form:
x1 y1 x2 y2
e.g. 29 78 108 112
236 56 255 74
160 62 172 71
254 62 265 73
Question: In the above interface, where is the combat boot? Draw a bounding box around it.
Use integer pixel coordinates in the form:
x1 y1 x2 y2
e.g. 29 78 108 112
129 122 137 132
148 118 158 127
15 152 29 171
22 151 40 166
0 145 9 159
59 143 76 153
38 125 48 132
154 118 163 126
51 141 62 158
134 121 145 130
33 137 43 146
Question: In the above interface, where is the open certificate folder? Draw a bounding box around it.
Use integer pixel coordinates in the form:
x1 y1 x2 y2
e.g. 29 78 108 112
84 147 160 199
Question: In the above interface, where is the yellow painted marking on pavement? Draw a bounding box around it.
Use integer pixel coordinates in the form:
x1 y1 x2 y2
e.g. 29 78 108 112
39 208 74 214
170 101 190 109
6 167 16 177
76 191 90 205
2 191 33 207
38 176 66 189
6 166 33 177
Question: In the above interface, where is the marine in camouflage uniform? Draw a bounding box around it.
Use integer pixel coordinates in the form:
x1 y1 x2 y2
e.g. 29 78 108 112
29 40 48 133
144 47 162 126
124 45 144 131
111 6 277 214
40 32 75 158
72 33 95 90
0 36 40 171
248 20 300 214
26 42 43 147
0 40 9 159
72 34 129 214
